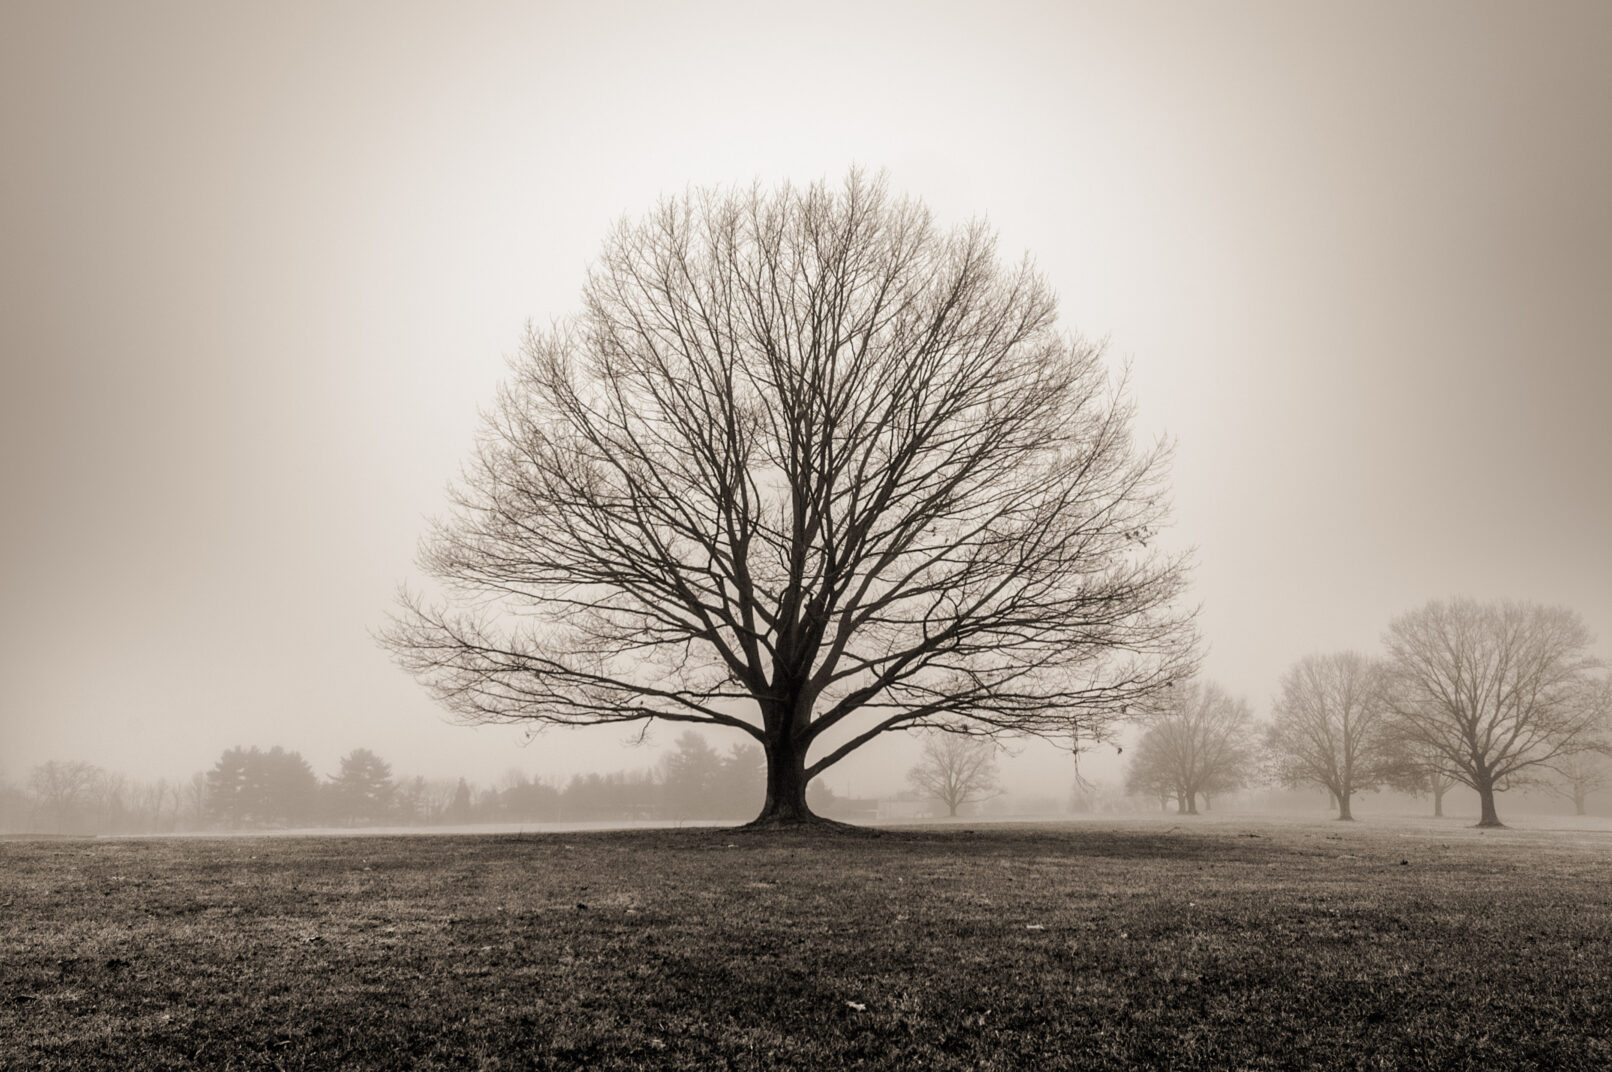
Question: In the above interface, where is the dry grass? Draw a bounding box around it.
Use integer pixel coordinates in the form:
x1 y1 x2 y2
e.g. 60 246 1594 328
3 817 1610 1069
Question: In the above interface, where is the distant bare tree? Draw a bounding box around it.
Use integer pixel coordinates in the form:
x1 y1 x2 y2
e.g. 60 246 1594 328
907 733 1001 817
1380 741 1459 818
128 779 169 832
0 776 29 833
1265 652 1392 820
87 769 127 833
28 760 101 834
1124 681 1259 815
1383 599 1605 827
182 771 208 830
1541 751 1609 816
418 777 464 824
386 172 1194 826
1541 676 1611 816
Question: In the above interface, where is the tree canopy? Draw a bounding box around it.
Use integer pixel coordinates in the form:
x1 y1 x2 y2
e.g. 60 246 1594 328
386 172 1194 825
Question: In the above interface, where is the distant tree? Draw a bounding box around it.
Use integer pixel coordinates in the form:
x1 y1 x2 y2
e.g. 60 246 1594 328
1538 676 1611 816
329 749 395 826
1383 599 1605 828
393 776 428 824
418 778 463 824
129 778 179 833
662 731 724 819
713 742 766 818
1380 741 1459 818
259 747 319 826
29 760 102 834
86 769 128 834
1541 751 1610 816
1124 681 1259 815
560 769 659 821
490 770 561 822
445 777 473 824
207 746 319 828
182 770 209 829
383 172 1195 827
1265 652 1392 820
0 776 30 834
906 733 1001 817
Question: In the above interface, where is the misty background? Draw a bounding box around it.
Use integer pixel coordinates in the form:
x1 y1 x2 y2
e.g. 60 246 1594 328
4 1 1610 806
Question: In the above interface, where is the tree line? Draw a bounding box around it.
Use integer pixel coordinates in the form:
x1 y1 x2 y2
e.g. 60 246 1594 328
9 596 1602 835
0 732 782 836
1123 598 1611 826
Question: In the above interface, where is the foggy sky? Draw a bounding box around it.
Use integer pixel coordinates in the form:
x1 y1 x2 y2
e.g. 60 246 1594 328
3 1 1610 800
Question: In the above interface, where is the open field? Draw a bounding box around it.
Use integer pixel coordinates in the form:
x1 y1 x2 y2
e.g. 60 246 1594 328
4 818 1610 1070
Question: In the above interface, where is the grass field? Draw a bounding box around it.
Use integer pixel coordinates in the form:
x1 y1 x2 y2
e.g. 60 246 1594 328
4 817 1610 1070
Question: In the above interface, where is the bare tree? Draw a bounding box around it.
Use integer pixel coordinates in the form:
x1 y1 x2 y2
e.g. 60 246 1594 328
386 172 1194 826
1540 676 1611 816
1265 652 1392 820
28 760 102 835
1380 741 1459 818
1383 598 1605 828
182 771 209 830
1541 751 1609 816
86 769 127 834
907 733 1001 817
1124 681 1259 815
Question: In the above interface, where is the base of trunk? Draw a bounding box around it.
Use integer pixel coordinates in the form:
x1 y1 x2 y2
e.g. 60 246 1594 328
739 811 862 832
1474 818 1506 828
739 803 875 834
1476 787 1503 828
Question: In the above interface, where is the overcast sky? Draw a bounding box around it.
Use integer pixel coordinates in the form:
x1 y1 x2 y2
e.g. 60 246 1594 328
4 1 1609 800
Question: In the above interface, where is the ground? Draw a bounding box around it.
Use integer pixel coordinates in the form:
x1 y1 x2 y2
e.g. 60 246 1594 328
3 816 1610 1070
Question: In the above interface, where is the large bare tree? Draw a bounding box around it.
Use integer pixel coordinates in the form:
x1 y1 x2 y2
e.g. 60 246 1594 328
1383 598 1605 827
386 173 1194 826
1123 681 1259 815
1265 652 1391 820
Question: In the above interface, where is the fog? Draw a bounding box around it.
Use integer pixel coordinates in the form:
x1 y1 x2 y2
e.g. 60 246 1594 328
3 2 1610 811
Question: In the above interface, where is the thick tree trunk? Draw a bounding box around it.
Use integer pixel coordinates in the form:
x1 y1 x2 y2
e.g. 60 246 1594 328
1432 782 1445 818
1184 791 1198 816
1336 790 1353 821
1475 780 1503 828
1573 789 1586 817
749 739 818 826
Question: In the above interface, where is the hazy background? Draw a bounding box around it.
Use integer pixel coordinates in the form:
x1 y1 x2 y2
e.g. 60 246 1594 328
4 1 1610 801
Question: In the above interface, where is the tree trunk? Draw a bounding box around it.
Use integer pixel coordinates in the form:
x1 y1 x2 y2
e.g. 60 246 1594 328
1336 787 1353 821
1184 791 1198 816
1432 782 1445 818
1573 788 1587 817
1475 779 1503 828
748 735 823 827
